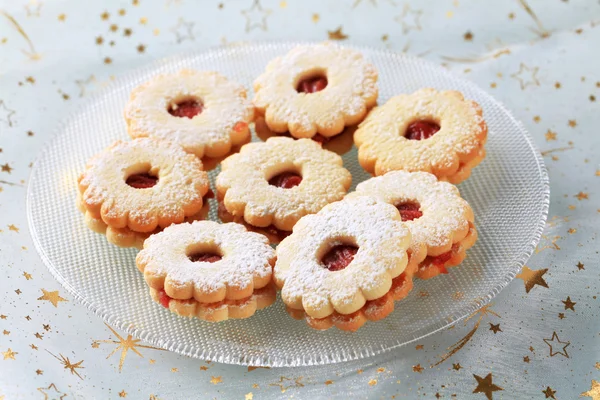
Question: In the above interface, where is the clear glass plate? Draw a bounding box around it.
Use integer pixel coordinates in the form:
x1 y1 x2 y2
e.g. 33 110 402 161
26 42 549 367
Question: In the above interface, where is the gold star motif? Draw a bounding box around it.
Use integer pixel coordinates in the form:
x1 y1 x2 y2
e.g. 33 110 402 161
555 82 561 88
1 163 13 173
38 383 66 400
368 379 377 386
575 191 588 200
452 363 462 370
562 296 576 311
472 373 503 399
118 8 126 16
558 313 565 319
3 330 9 335
8 224 19 232
577 262 585 270
327 26 348 40
137 44 146 53
523 356 530 363
596 170 600 177
2 348 17 360
242 0 272 32
30 344 38 349
101 11 110 20
590 95 596 102
568 119 577 127
49 351 84 379
35 332 43 339
95 36 104 45
38 289 67 307
95 324 164 372
516 266 549 293
0 100 16 128
543 331 570 358
110 24 118 32
170 18 195 43
568 228 577 234
15 289 21 295
542 386 556 399
489 323 502 334
104 57 112 64
269 376 304 393
25 1 42 17
58 14 66 21
324 380 333 385
91 341 99 348
23 271 32 280
581 380 600 400
395 4 423 33
595 362 600 370
511 63 540 90
139 17 147 25
36 369 43 375
119 390 127 397
43 324 50 331
123 28 132 36
533 115 541 123
312 13 320 23
416 344 424 350
245 393 253 400
199 365 208 370
171 367 178 372
412 364 424 373
210 376 222 384
0 315 5 320
464 31 473 41
545 130 557 141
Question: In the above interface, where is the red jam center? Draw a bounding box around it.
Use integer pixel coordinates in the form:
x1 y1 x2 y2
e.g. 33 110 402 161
126 173 158 189
322 245 359 271
297 76 328 93
188 252 222 263
168 100 204 119
268 172 302 189
395 202 423 221
405 121 440 140
158 289 172 308
426 250 453 274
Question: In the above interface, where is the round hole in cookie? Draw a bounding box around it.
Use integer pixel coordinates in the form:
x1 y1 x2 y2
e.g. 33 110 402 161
321 242 359 272
186 244 223 263
395 201 423 222
266 165 303 189
404 120 441 140
296 69 328 94
167 96 204 119
125 166 159 189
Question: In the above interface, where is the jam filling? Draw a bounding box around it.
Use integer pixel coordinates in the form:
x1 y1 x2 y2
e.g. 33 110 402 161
168 100 204 119
395 202 423 221
423 250 453 274
188 252 222 263
405 121 440 140
268 172 303 189
126 173 158 189
297 76 328 93
158 289 171 308
322 245 358 271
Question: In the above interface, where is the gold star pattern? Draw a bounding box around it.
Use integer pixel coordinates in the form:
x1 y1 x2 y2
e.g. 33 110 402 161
554 82 561 88
38 383 66 400
241 0 272 32
3 330 9 335
489 323 502 334
368 379 377 386
596 170 600 176
577 262 585 270
95 36 104 45
568 228 577 234
36 369 43 375
123 28 132 37
0 315 6 320
0 100 16 127
412 364 424 373
199 365 208 370
35 332 43 339
312 13 320 23
23 271 32 280
562 296 576 311
15 289 21 295
543 331 570 358
8 224 19 232
590 95 596 102
269 376 304 393
395 4 422 33
119 390 127 397
327 26 348 40
416 344 424 350
452 363 462 370
575 191 589 200
43 324 50 331
101 11 110 20
523 356 530 363
558 313 565 319
49 351 84 379
58 14 66 21
516 266 549 293
1 163 13 173
137 44 146 53
104 57 112 64
110 24 118 32
91 341 99 348
595 362 600 370
2 348 17 360
30 344 38 350
210 376 221 384
472 373 503 400
170 18 195 43
245 393 253 400
542 386 556 399
324 380 333 385
568 119 577 127
581 380 600 400
95 324 163 372
464 31 473 41
545 130 557 141
25 1 42 17
533 115 541 123
511 63 540 90
38 289 67 307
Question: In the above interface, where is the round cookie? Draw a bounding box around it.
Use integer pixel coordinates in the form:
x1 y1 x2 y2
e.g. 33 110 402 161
124 69 254 159
354 88 487 182
253 42 378 139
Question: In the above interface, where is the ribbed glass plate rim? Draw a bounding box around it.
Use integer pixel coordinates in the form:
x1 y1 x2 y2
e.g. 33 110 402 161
26 41 550 367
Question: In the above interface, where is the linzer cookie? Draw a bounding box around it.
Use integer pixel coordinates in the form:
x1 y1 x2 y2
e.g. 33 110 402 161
349 171 477 279
77 138 210 246
354 88 487 183
136 221 276 321
124 69 254 159
274 196 413 331
253 42 378 140
216 136 352 242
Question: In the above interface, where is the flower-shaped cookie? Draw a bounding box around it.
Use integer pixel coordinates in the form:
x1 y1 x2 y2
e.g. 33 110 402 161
253 42 378 139
77 138 210 233
354 88 487 183
125 70 254 159
136 221 275 303
349 171 477 279
274 196 411 318
216 136 352 233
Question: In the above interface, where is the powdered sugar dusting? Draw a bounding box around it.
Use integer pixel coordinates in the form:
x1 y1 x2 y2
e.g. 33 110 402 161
350 171 474 249
137 221 274 298
275 196 411 317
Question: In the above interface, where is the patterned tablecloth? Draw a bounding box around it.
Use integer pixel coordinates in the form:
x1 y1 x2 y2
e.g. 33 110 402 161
1 0 599 399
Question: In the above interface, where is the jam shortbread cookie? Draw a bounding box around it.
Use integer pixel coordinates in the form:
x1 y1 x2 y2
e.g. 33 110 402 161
124 70 254 159
77 138 210 234
136 221 276 321
349 171 477 279
216 136 352 242
274 196 412 330
253 42 378 140
354 88 487 183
